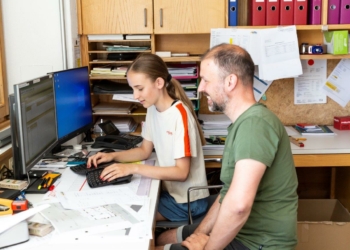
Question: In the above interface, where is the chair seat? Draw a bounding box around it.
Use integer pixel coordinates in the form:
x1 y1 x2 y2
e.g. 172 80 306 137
155 193 219 229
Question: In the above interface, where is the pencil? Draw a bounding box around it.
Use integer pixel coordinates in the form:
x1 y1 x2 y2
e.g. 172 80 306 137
289 137 304 147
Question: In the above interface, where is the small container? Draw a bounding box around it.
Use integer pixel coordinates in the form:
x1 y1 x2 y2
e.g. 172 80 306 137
300 43 309 54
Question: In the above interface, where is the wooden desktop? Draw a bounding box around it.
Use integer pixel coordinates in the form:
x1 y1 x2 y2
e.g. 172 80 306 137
204 127 350 210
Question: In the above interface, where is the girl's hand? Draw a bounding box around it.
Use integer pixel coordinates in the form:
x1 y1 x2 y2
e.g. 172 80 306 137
100 163 134 181
87 152 114 168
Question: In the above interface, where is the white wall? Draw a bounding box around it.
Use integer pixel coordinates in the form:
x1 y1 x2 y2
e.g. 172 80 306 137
2 0 79 95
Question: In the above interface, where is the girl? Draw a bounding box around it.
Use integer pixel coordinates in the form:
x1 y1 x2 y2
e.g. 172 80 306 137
87 54 209 222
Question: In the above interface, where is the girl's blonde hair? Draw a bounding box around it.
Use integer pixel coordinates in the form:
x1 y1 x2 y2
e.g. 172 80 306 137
127 53 205 145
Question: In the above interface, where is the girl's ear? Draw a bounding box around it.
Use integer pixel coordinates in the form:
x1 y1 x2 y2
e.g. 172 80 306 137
155 77 165 89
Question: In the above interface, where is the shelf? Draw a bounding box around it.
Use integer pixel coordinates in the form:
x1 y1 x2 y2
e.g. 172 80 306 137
93 106 146 116
90 75 126 80
162 56 202 62
88 39 152 43
90 60 134 64
300 54 350 60
88 50 152 54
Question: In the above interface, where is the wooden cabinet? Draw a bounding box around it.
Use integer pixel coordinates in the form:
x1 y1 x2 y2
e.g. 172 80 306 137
78 0 153 34
153 0 226 34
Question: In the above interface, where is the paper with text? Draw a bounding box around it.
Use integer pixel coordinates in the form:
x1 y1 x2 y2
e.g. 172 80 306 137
322 59 350 107
258 26 302 80
294 59 327 104
210 28 261 65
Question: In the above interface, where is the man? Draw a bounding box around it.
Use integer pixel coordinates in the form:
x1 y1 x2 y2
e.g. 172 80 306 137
156 44 298 250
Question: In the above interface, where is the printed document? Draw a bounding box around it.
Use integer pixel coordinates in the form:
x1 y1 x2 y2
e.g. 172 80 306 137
210 26 302 81
210 28 261 65
294 59 327 104
322 59 350 107
258 26 302 80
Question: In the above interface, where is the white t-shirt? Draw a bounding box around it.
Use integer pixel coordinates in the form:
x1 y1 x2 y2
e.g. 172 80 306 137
142 101 209 203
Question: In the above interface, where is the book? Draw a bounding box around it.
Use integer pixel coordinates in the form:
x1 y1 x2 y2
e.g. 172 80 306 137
296 123 318 129
292 125 335 136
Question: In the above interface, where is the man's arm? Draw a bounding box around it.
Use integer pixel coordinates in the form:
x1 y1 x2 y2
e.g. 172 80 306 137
204 159 266 250
193 194 221 235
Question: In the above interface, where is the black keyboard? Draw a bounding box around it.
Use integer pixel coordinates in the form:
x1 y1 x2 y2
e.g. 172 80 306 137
69 162 113 175
119 134 143 144
70 163 89 175
86 168 132 188
72 157 88 162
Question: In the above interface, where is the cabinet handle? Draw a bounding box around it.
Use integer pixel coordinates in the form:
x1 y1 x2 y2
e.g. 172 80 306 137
160 8 163 27
144 8 147 27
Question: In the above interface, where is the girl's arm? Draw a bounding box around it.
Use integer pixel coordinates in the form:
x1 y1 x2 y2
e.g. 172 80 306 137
112 139 154 162
100 156 191 182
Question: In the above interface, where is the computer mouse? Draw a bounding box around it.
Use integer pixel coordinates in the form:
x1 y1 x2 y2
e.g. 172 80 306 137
99 148 115 153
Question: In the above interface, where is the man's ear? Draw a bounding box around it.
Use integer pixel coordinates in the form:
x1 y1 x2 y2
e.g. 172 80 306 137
226 74 237 92
155 77 165 89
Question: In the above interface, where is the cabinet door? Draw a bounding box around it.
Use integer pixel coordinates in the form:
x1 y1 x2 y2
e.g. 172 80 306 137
154 0 225 34
80 0 153 34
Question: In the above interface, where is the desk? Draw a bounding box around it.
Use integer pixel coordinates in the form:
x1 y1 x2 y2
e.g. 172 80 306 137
204 127 350 210
8 167 160 250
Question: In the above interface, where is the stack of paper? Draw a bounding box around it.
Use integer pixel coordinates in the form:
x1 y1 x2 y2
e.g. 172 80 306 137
93 102 137 115
111 66 128 75
91 66 127 76
168 66 197 77
198 114 231 155
179 79 197 88
88 34 124 41
198 114 231 136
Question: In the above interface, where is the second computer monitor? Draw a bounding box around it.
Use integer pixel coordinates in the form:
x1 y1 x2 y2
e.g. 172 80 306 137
53 66 93 146
11 74 58 179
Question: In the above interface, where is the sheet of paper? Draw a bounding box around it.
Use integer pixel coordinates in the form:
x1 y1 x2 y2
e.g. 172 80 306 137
294 59 327 104
258 26 302 81
112 94 139 102
322 59 350 107
210 28 261 65
57 185 148 209
38 202 132 235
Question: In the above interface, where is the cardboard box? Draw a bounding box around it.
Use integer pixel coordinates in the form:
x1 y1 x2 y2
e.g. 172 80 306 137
297 199 350 250
0 179 28 190
334 116 350 130
323 30 349 55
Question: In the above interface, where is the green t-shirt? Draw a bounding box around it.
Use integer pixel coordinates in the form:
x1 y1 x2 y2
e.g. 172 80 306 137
220 103 298 250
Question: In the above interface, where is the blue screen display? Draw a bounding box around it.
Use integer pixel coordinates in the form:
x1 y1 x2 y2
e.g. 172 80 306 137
53 67 93 140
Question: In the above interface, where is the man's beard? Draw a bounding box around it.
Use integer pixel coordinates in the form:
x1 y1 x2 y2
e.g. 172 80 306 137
208 99 225 112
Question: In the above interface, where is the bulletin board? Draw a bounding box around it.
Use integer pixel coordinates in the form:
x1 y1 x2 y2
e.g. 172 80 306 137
199 59 350 125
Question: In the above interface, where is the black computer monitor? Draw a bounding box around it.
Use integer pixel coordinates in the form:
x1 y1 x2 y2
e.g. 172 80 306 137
52 66 93 151
10 74 58 179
